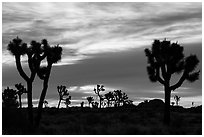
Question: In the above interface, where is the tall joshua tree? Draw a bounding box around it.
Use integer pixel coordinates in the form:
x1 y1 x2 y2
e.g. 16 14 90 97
174 95 181 106
15 83 27 109
86 96 94 107
7 37 46 125
57 85 71 109
144 39 200 125
36 39 62 126
94 84 105 108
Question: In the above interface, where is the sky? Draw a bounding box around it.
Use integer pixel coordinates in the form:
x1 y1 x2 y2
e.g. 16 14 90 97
2 2 202 108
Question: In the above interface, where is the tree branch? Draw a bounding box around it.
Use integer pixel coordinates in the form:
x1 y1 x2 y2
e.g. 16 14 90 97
161 64 167 81
27 54 34 72
156 66 165 85
39 53 47 61
15 55 29 81
170 71 187 91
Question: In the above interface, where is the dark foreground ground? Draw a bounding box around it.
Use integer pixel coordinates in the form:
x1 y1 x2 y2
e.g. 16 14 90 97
2 105 202 135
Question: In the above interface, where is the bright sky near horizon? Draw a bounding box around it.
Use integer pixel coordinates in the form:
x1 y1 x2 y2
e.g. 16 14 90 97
2 2 202 108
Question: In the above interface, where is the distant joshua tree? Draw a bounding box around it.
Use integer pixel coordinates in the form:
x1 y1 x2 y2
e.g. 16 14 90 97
94 84 105 108
171 102 175 106
35 39 62 126
174 95 181 106
64 97 71 108
15 83 27 108
2 87 19 108
57 85 71 109
91 101 99 108
144 39 200 125
86 96 94 107
113 90 129 107
192 102 194 107
104 92 114 107
43 100 49 108
81 101 84 108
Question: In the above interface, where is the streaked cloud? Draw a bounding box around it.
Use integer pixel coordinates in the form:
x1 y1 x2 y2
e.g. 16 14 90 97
2 2 202 66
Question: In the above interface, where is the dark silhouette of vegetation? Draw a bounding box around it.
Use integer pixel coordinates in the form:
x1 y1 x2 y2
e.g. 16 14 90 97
43 100 49 108
15 83 27 108
7 37 44 125
171 102 175 106
91 101 99 108
2 99 201 135
192 102 194 107
113 90 132 107
36 39 62 126
86 96 94 107
94 84 105 108
2 87 19 108
64 97 71 108
174 95 181 106
57 85 71 109
104 92 115 107
144 100 149 103
80 101 84 108
144 39 200 125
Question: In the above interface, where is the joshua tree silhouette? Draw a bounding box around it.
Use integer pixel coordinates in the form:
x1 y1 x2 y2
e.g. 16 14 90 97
86 96 94 107
192 102 194 107
91 101 99 108
15 83 27 109
94 84 105 108
174 95 181 106
7 37 46 125
57 85 71 109
43 100 49 108
35 39 62 126
144 39 200 125
171 102 175 106
80 101 84 108
64 97 71 108
113 90 129 107
104 92 115 107
2 87 19 108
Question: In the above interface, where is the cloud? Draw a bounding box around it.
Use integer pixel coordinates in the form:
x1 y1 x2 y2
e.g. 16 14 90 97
2 2 202 66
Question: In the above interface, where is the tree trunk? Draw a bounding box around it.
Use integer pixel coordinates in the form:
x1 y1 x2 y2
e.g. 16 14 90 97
19 94 22 109
164 86 171 125
107 100 110 107
27 81 33 125
57 99 62 109
36 65 52 127
176 101 178 106
99 97 102 108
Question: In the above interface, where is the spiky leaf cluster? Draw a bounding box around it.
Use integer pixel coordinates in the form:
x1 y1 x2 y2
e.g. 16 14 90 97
7 37 28 56
46 45 62 64
144 39 200 84
15 83 27 95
